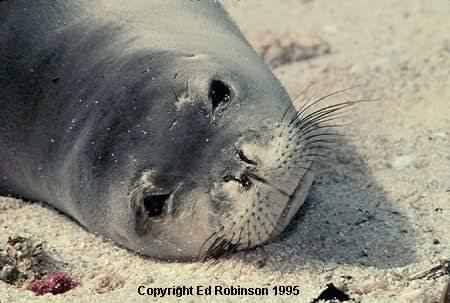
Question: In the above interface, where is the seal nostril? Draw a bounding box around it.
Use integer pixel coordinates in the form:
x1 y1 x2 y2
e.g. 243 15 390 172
238 149 258 166
223 175 236 183
240 173 253 190
209 79 232 114
223 174 253 191
143 193 171 218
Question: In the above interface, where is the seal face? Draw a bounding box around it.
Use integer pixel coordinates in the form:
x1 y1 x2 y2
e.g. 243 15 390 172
0 0 338 260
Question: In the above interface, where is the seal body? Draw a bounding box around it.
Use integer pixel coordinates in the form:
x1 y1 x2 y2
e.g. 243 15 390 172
0 0 317 260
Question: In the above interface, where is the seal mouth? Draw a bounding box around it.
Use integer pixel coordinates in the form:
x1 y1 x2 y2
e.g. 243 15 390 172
274 164 314 227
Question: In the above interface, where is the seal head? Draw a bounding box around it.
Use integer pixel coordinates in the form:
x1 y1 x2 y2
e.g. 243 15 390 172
103 50 316 260
0 0 327 261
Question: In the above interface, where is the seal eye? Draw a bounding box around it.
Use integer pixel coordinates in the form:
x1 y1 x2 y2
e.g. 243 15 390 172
143 193 170 218
209 80 232 114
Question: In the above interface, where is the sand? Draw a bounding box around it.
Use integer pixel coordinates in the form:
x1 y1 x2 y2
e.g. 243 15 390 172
1 0 449 302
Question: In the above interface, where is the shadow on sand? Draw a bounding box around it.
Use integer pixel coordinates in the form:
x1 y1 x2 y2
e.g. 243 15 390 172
235 135 416 272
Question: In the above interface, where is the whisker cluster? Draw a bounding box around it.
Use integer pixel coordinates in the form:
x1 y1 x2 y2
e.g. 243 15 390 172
198 87 375 260
199 224 239 260
282 86 375 162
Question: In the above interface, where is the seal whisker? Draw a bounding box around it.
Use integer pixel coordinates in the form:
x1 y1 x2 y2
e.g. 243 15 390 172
204 236 225 258
293 120 347 142
262 211 279 232
296 86 360 115
228 227 238 246
288 86 362 126
280 105 293 125
287 111 351 147
291 101 358 129
298 152 333 160
293 135 341 152
255 228 263 247
290 98 375 138
296 102 352 123
199 225 225 260
280 82 317 124
202 258 222 272
200 232 219 258
260 200 284 218
293 114 351 134
294 117 348 134
259 219 273 239
252 221 267 246
300 132 342 142
213 238 236 259
297 138 341 146
293 113 348 136
246 219 252 249
237 225 245 246
294 145 335 155
204 230 241 259
200 232 218 252
246 172 290 197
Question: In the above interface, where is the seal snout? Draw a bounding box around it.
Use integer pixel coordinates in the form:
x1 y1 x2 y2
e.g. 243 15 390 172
222 148 259 191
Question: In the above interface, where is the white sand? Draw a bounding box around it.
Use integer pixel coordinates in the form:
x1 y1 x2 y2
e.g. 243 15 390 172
1 0 449 302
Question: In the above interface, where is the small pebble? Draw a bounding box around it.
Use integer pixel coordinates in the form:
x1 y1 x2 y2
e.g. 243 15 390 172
94 274 125 294
29 272 79 296
387 155 416 170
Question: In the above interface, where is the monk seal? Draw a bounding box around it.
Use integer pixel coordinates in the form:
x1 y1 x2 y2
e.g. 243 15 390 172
0 0 348 261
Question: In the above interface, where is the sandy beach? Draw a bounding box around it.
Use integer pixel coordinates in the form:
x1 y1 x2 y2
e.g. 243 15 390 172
1 0 450 302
